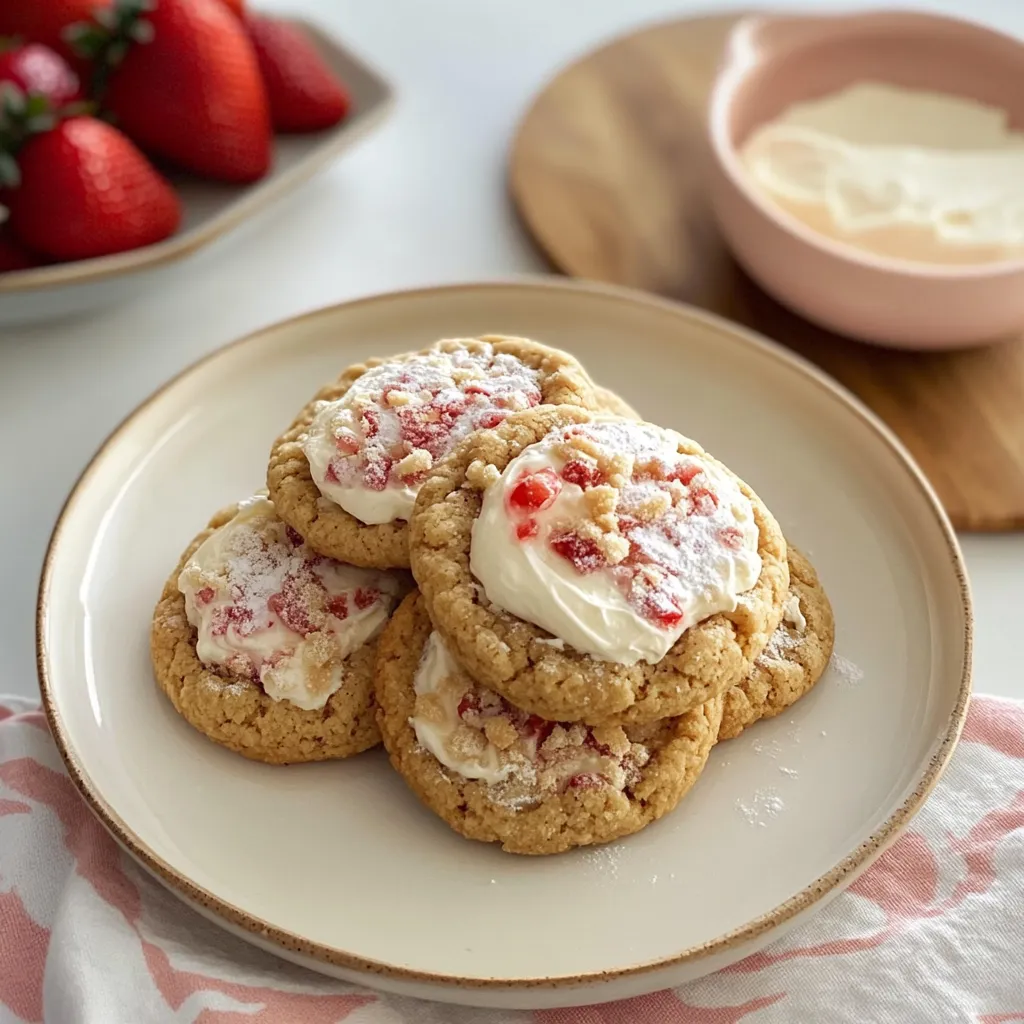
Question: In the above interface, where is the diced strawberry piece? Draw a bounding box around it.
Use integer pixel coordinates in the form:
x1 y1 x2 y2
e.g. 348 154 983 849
508 469 561 513
719 526 743 550
522 714 555 750
214 604 255 637
361 408 380 438
516 519 539 541
640 590 684 630
363 454 393 491
327 595 349 620
285 526 304 547
690 487 719 516
567 772 605 791
584 733 613 757
560 460 603 489
196 586 215 605
268 576 318 635
324 462 340 484
436 398 466 424
475 409 505 429
397 406 454 456
353 587 378 610
457 692 480 719
334 431 360 455
666 462 702 486
549 531 606 574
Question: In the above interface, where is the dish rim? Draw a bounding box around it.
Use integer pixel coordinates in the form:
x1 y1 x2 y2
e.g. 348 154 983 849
0 17 394 296
35 276 973 990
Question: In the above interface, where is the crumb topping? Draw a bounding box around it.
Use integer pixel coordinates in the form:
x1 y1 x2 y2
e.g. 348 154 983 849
315 344 542 497
412 635 651 809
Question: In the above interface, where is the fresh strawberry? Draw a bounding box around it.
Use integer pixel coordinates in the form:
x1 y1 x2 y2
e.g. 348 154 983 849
245 15 350 133
5 116 180 260
0 225 39 271
0 0 111 66
217 0 245 18
0 43 82 107
76 0 271 183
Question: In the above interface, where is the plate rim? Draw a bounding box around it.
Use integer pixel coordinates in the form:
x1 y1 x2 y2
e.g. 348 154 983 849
35 276 973 990
0 17 394 296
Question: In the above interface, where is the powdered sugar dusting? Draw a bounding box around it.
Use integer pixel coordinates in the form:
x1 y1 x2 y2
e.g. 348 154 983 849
178 496 400 710
830 652 865 688
582 844 622 878
752 737 784 760
736 787 786 827
759 621 804 664
304 342 543 524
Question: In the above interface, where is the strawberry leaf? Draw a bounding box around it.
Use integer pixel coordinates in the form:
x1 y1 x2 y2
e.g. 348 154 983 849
0 151 20 190
67 0 159 100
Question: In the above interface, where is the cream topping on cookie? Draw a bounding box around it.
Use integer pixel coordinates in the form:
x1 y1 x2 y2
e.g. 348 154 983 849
303 343 543 525
411 631 650 805
178 495 401 710
470 419 762 665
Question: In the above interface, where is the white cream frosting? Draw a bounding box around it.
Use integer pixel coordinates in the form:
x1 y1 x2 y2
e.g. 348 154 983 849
303 343 541 525
740 83 1024 264
411 631 511 784
178 495 400 710
469 420 762 665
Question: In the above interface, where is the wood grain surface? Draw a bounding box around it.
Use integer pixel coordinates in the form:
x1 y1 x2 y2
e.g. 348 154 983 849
510 13 1024 531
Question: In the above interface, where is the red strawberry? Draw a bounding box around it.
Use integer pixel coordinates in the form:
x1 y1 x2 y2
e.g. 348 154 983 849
0 1 111 64
5 116 180 260
245 15 350 133
87 0 271 183
217 0 245 18
0 225 40 271
0 43 82 107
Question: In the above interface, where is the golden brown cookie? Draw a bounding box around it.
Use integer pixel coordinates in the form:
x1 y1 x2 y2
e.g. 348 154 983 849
266 336 599 570
151 503 399 764
375 592 722 855
410 405 788 726
593 384 641 420
720 546 834 740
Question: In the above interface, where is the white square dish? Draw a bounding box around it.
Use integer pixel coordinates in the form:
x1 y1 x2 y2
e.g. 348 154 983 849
0 18 393 327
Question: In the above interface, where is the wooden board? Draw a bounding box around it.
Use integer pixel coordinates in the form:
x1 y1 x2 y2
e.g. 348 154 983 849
510 13 1024 531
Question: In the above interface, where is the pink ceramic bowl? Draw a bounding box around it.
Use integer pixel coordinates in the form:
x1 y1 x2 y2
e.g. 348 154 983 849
707 10 1024 350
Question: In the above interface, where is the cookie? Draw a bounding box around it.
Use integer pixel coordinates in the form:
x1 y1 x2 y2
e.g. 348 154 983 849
375 592 722 855
267 336 599 570
410 405 788 726
151 497 405 764
594 384 641 420
720 546 834 740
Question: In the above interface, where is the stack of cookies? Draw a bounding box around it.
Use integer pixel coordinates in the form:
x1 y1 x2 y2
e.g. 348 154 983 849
151 335 834 855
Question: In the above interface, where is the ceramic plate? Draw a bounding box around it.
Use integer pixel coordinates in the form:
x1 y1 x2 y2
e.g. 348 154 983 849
37 280 971 1009
0 19 392 327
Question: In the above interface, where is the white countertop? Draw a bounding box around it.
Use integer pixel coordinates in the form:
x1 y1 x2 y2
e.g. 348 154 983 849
2 0 1021 702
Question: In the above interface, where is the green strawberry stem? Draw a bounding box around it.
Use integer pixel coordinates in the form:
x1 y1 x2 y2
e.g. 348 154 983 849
0 85 59 188
64 0 156 100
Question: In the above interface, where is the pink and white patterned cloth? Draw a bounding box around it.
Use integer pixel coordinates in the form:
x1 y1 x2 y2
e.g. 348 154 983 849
2 693 1023 1024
